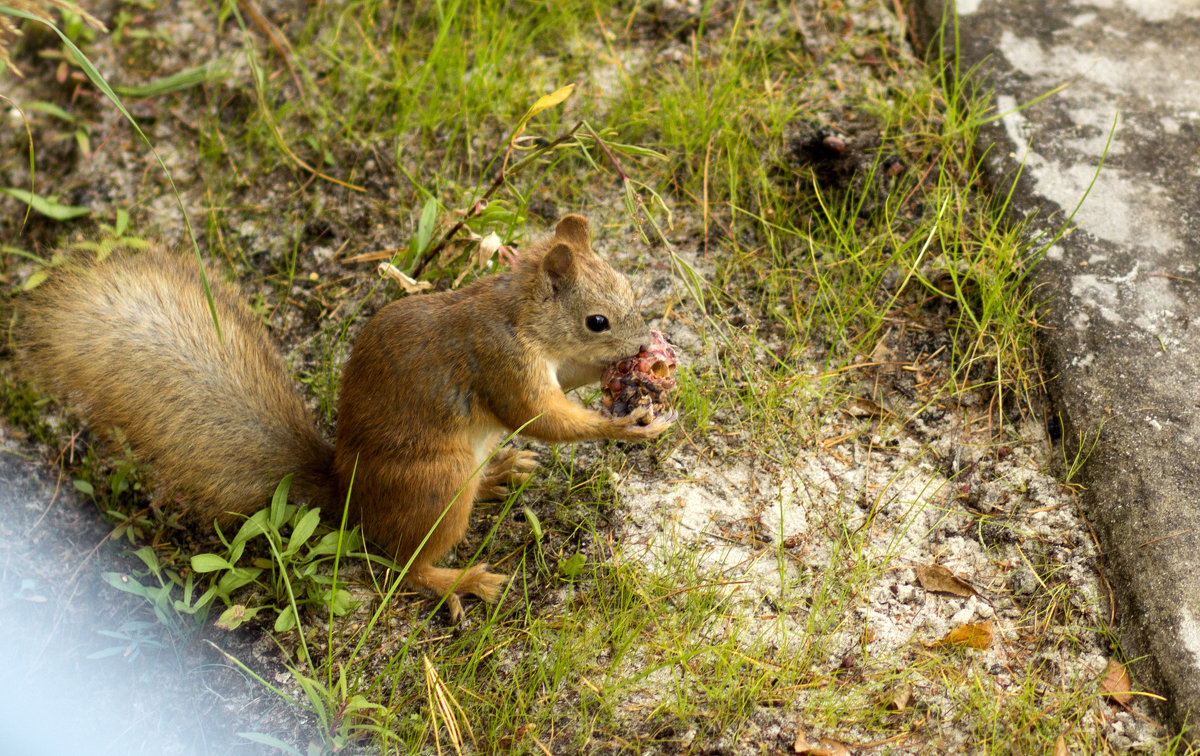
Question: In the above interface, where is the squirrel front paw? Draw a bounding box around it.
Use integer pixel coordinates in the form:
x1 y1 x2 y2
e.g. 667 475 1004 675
477 447 539 501
608 406 676 440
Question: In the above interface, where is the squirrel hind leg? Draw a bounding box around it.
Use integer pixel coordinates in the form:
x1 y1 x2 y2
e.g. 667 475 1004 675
476 448 539 501
406 562 507 622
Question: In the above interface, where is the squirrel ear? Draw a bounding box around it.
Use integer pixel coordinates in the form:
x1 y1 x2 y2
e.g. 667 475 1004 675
543 242 576 290
554 214 591 249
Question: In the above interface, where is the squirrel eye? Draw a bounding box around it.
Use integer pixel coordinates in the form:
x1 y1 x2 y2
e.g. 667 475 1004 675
585 314 610 333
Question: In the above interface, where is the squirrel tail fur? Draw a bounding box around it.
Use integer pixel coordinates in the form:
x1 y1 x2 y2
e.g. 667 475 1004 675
18 248 336 525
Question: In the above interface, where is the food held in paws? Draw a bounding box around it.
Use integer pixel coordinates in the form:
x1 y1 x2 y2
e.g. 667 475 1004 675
600 331 678 420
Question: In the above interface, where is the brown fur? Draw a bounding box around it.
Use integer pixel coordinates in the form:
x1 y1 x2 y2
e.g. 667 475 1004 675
20 216 672 618
19 251 336 526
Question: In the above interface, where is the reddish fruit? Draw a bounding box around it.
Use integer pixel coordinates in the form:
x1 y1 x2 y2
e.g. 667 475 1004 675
600 331 678 420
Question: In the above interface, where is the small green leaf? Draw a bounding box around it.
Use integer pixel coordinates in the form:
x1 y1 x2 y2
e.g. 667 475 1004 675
102 572 150 599
269 474 293 528
0 188 90 220
233 510 269 545
344 694 387 714
415 196 439 257
191 553 234 573
216 566 262 594
559 553 586 578
131 545 160 572
236 732 303 756
307 530 344 557
274 605 297 632
112 61 226 98
74 128 91 158
328 589 358 616
26 101 75 122
2 244 48 265
524 506 543 542
215 604 258 631
285 508 321 556
21 270 49 291
72 479 94 495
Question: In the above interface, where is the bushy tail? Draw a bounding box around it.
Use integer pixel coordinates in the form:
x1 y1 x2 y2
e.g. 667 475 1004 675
19 248 336 525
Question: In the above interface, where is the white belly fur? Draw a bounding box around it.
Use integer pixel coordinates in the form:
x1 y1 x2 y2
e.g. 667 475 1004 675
471 425 504 468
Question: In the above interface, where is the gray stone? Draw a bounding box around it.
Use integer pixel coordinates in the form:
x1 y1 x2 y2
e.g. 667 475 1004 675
913 0 1200 741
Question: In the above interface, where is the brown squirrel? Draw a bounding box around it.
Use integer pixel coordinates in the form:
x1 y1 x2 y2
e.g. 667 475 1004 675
19 214 673 619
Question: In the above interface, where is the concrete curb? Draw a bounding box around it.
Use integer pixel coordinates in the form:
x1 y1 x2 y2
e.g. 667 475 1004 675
913 0 1200 741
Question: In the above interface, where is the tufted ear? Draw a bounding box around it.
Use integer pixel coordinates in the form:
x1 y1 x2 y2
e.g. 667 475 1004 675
554 214 591 250
543 242 576 292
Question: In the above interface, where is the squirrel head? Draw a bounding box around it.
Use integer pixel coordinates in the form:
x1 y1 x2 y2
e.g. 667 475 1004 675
521 214 651 375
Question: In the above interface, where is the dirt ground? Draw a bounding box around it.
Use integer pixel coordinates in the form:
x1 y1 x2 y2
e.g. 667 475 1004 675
0 0 1183 753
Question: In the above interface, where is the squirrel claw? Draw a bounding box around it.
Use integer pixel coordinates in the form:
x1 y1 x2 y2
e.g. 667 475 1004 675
478 448 540 501
441 564 506 623
446 592 465 623
612 406 676 439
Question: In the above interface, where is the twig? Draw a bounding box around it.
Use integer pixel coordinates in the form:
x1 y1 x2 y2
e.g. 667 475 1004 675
237 0 305 99
410 121 584 278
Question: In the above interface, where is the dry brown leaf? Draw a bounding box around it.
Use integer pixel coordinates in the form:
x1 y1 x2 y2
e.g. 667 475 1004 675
810 739 852 756
452 231 501 287
378 262 433 294
793 728 811 753
916 564 977 598
939 620 994 650
842 396 888 419
869 337 897 366
1100 658 1134 707
793 730 852 756
1054 733 1069 756
884 684 912 711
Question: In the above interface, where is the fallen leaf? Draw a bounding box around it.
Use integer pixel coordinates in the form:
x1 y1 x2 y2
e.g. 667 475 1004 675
1100 658 1133 707
452 231 501 287
793 728 810 753
1054 734 1069 756
378 262 433 294
868 337 897 366
796 738 852 756
794 729 853 755
884 684 912 711
842 396 888 419
917 564 976 598
939 620 993 650
477 231 502 260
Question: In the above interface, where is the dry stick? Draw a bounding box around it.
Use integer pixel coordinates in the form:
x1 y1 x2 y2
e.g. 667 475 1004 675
410 121 585 278
587 122 629 182
238 0 305 100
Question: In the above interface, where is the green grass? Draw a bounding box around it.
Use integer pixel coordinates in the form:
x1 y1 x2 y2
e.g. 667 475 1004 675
2 0 1196 753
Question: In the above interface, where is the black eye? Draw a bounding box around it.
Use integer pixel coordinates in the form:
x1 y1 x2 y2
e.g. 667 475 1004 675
585 314 609 333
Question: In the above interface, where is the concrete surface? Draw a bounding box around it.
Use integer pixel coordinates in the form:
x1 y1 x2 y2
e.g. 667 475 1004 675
913 0 1200 741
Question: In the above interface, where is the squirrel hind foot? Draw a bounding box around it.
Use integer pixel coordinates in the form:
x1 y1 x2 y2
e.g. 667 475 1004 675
407 563 507 621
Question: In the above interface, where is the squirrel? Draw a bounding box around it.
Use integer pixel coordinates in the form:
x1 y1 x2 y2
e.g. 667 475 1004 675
19 214 673 619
